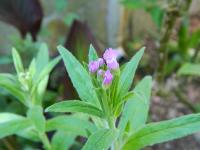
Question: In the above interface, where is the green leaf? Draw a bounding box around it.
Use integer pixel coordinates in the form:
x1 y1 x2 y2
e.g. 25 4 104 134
46 115 97 137
35 43 49 76
0 113 24 123
118 47 145 98
0 113 31 138
0 74 26 105
51 131 76 150
178 20 189 57
82 129 118 150
122 113 200 150
28 58 36 77
36 76 49 104
178 63 200 76
34 56 61 85
88 44 98 62
12 48 24 74
189 29 200 48
57 45 100 107
31 56 61 102
46 100 105 118
0 113 38 141
17 127 40 142
122 0 157 9
118 76 152 137
148 6 164 29
27 105 45 133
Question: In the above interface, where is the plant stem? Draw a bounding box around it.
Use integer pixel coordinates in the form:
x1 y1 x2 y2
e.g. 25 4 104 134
102 89 119 150
40 133 51 150
157 3 179 82
157 0 193 82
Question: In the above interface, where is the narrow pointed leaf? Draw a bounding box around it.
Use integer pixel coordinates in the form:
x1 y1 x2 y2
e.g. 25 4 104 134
12 48 24 74
88 44 98 62
82 129 118 150
51 131 76 150
0 74 25 104
35 43 49 76
178 63 200 76
118 47 145 97
31 56 61 95
35 56 61 85
119 76 152 136
0 113 31 138
46 115 97 137
123 113 200 150
17 127 40 142
46 100 105 118
57 45 100 107
28 58 36 77
0 113 24 123
0 113 38 141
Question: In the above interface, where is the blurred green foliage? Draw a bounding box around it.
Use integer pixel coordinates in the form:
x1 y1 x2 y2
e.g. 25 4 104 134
122 0 164 29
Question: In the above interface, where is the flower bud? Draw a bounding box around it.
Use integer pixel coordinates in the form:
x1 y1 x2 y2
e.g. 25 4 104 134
103 70 113 86
106 59 119 70
98 58 104 67
88 61 99 73
103 48 119 70
103 48 118 60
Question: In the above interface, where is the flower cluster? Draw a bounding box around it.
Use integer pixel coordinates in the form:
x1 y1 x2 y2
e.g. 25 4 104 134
88 48 119 86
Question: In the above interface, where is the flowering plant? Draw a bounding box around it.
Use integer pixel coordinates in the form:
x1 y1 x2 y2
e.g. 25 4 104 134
46 45 200 150
1 44 200 149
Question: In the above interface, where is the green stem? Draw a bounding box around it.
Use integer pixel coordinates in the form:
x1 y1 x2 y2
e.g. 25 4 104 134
40 133 51 150
157 0 193 82
157 4 178 82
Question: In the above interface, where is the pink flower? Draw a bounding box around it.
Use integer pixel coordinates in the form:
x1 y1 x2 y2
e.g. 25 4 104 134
103 70 113 85
103 48 119 70
88 61 99 73
98 58 104 67
103 48 118 60
106 59 119 70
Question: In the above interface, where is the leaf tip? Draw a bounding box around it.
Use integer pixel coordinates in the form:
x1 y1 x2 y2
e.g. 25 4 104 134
44 107 50 112
140 46 146 52
57 45 65 53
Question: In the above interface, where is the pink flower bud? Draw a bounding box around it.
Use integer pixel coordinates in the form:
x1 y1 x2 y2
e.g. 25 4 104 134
103 48 118 60
88 61 99 73
103 70 113 85
106 59 119 70
98 58 104 67
103 48 119 70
